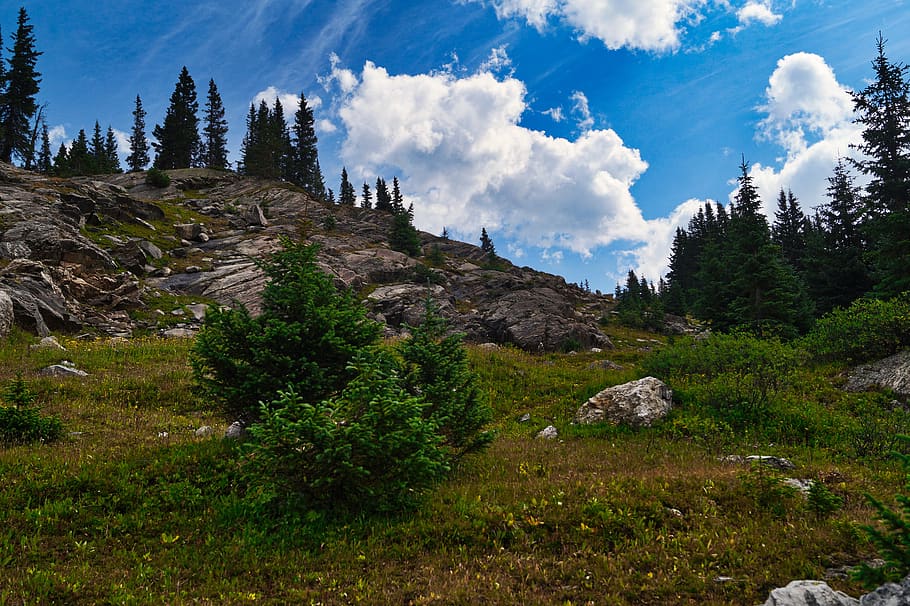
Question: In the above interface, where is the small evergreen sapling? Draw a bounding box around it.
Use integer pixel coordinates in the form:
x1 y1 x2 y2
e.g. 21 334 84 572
0 373 63 445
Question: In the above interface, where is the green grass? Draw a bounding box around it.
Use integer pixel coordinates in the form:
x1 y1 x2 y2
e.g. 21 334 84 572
0 328 900 604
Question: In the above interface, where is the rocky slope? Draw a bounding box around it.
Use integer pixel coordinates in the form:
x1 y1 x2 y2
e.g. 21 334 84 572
0 162 615 350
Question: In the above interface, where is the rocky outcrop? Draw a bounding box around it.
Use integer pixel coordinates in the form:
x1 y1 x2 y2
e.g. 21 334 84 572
761 580 859 606
862 574 910 605
0 162 616 348
845 350 910 399
0 289 12 338
575 377 673 427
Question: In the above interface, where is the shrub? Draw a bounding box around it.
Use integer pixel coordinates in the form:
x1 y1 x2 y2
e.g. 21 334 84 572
854 436 910 588
802 294 910 364
398 299 493 458
249 352 449 511
806 481 843 519
0 374 63 445
191 238 382 422
145 167 171 188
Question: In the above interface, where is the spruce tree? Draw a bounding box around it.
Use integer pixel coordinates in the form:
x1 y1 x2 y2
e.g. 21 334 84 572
771 188 808 272
152 67 201 169
375 177 392 211
104 126 121 173
202 79 229 170
851 34 910 297
389 203 421 256
290 91 323 195
339 167 356 205
67 129 90 176
480 227 496 256
361 182 373 209
392 176 404 213
51 142 67 176
270 98 291 180
89 121 105 174
126 95 150 171
36 121 50 173
0 8 41 164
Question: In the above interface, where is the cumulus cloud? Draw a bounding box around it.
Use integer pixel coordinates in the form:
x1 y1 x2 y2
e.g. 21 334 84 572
479 45 514 74
542 106 565 122
332 59 651 258
570 91 594 131
48 125 68 146
750 53 863 213
252 86 301 122
736 0 782 27
113 128 131 155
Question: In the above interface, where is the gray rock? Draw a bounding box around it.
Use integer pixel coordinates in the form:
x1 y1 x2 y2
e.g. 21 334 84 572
39 362 88 377
518 413 531 423
861 574 910 605
783 478 814 496
194 425 214 437
845 350 910 399
746 455 796 471
243 204 268 227
162 327 196 338
185 304 208 321
762 580 859 606
31 335 66 351
225 421 245 439
575 377 673 427
174 223 203 241
0 290 13 339
536 425 558 440
184 265 202 274
137 240 163 260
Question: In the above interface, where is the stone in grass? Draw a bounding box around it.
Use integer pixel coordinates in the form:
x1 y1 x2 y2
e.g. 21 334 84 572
194 426 214 438
225 421 245 439
761 580 858 606
575 376 672 428
39 361 87 377
536 425 558 440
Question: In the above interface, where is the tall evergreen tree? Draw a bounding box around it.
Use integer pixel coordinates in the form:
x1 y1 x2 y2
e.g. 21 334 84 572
851 34 910 297
290 91 323 196
339 167 356 206
67 129 90 176
392 177 404 213
104 126 121 173
361 182 373 209
89 121 105 173
36 121 51 173
375 177 392 211
771 188 808 272
0 8 41 164
152 66 201 169
126 95 150 171
51 141 67 176
389 202 421 256
202 79 229 170
479 227 496 256
270 98 291 179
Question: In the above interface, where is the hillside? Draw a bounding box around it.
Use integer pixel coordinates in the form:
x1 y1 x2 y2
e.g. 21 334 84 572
0 162 613 350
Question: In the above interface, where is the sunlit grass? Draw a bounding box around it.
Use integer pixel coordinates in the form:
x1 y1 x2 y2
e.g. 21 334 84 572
0 329 898 604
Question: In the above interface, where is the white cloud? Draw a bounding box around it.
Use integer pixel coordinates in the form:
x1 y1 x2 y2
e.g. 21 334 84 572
333 59 650 258
750 53 863 213
570 91 594 131
479 45 514 74
619 197 706 282
48 125 68 147
736 0 782 26
477 0 708 52
113 128 131 155
542 106 565 122
252 86 301 122
317 118 337 134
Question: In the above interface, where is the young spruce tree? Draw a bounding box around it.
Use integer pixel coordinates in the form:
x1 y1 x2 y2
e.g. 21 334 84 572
201 79 229 170
0 8 41 164
153 67 201 169
126 95 150 172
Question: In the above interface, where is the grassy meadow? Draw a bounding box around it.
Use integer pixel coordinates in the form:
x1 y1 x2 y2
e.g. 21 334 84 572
0 326 902 605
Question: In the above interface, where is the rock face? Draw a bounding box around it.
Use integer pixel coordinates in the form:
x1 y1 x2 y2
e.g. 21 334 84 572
861 574 910 605
0 162 616 348
761 580 859 606
845 350 910 399
575 377 673 427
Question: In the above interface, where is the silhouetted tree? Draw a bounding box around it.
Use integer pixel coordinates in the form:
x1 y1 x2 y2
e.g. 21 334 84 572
126 95 150 171
153 67 201 169
339 167 356 206
0 8 41 164
202 79 229 170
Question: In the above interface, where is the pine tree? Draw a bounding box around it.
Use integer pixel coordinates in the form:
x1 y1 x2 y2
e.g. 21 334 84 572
126 95 150 171
36 121 51 173
290 91 323 195
339 167 356 206
851 34 910 297
480 227 496 256
771 188 808 272
67 129 90 176
104 126 121 173
51 142 68 176
389 203 421 256
0 8 41 164
89 121 105 174
361 182 372 209
375 177 392 211
202 79 229 170
270 98 291 179
392 176 404 213
153 66 201 169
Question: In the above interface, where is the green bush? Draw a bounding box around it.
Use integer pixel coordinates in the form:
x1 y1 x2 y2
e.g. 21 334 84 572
398 299 493 458
249 352 450 511
0 374 63 445
802 294 910 364
191 238 382 422
145 167 171 188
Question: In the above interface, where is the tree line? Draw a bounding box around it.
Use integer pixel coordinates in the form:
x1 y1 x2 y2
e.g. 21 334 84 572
616 34 910 338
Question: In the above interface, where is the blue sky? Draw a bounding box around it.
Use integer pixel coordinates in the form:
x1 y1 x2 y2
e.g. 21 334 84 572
14 0 910 292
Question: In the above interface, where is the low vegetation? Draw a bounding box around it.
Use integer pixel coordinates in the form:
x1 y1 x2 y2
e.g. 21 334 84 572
0 312 906 604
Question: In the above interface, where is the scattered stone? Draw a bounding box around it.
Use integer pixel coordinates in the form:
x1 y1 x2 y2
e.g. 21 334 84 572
157 431 169 439
590 347 602 353
845 350 910 399
39 362 88 377
746 455 796 471
783 478 814 496
713 576 736 584
174 223 203 241
666 507 683 518
162 327 196 338
478 342 501 350
861 574 910 606
194 425 214 438
575 377 672 428
196 232 210 243
518 413 531 423
31 335 66 351
184 265 202 274
0 290 14 338
761 580 859 606
536 425 558 440
225 421 245 439
171 308 186 316
243 204 268 227
185 303 208 321
587 359 624 371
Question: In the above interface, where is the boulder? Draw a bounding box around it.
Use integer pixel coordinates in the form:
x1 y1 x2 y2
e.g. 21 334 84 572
761 580 859 606
367 284 451 328
575 377 672 427
845 350 910 399
39 362 88 378
537 425 558 439
174 223 203 241
861 574 910 605
0 289 12 338
243 204 268 227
